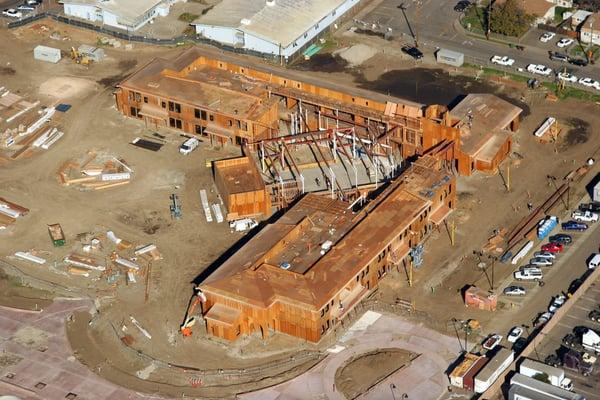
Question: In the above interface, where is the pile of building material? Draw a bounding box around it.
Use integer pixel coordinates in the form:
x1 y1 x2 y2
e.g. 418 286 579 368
0 85 62 160
78 44 105 62
0 197 29 229
482 228 506 253
57 150 133 190
14 251 46 265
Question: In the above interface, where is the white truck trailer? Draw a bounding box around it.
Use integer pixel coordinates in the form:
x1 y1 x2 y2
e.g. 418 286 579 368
519 358 573 391
582 328 600 354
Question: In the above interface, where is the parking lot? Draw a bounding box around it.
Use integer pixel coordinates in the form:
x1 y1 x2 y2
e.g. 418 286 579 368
532 280 600 399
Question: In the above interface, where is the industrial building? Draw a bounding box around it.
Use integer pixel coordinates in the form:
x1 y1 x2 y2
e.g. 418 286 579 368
192 0 362 60
62 0 180 32
116 48 523 184
198 155 456 342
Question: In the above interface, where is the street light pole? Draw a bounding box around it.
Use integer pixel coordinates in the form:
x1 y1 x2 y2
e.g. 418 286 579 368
390 383 397 400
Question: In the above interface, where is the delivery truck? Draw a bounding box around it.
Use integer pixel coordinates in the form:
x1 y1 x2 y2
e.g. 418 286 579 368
519 358 573 391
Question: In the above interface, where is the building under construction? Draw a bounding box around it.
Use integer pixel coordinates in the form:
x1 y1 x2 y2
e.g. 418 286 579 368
198 155 455 342
115 48 522 187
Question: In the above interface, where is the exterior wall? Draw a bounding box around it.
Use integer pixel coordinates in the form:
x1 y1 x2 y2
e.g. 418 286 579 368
115 86 278 144
64 4 99 22
580 28 600 45
195 25 241 47
101 10 129 31
280 0 360 58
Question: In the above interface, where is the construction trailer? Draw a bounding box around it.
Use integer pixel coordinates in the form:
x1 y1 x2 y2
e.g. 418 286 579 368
593 180 600 202
464 286 498 311
474 347 514 393
213 156 271 220
34 45 61 63
436 48 464 67
449 353 489 391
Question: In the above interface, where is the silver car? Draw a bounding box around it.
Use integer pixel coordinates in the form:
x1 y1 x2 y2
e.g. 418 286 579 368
534 251 556 260
530 257 553 266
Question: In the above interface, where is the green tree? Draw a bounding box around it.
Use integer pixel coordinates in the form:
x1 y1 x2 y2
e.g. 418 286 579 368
489 0 535 37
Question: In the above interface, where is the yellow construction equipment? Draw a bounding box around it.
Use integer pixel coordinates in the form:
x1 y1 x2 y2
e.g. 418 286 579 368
180 287 205 337
70 47 92 66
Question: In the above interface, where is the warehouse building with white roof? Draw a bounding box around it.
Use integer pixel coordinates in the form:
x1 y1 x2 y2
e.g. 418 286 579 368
192 0 362 60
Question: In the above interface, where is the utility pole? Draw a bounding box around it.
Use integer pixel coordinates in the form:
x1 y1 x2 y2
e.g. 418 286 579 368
450 220 455 246
413 0 422 48
506 162 511 192
408 258 413 287
486 0 494 40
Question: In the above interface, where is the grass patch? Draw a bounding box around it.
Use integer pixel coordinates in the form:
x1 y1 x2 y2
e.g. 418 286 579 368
554 6 570 24
464 63 530 83
178 12 199 23
543 82 600 102
461 6 487 34
569 43 600 60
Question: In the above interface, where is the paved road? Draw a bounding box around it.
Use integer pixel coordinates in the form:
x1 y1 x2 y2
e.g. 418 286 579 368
363 0 600 85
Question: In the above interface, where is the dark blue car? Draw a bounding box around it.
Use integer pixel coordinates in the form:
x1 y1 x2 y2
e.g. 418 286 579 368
562 220 588 231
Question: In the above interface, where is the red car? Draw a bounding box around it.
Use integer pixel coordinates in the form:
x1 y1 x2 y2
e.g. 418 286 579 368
541 242 564 253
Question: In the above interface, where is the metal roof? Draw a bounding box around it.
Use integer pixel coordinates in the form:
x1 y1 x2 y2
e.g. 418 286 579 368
193 0 354 48
62 0 165 27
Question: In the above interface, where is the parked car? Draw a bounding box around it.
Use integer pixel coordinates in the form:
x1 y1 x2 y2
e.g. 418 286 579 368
26 0 42 5
530 257 553 266
508 326 524 343
454 1 470 12
549 51 569 62
491 55 515 66
589 310 600 322
541 242 564 253
402 45 423 60
557 72 577 83
549 294 567 313
16 5 35 11
569 57 589 66
578 77 599 89
557 38 574 48
540 32 556 42
534 251 556 259
527 64 552 76
572 210 598 222
562 221 588 231
504 285 526 296
179 137 200 155
548 234 572 245
535 311 553 327
579 202 600 212
483 334 503 350
2 8 22 18
515 267 543 281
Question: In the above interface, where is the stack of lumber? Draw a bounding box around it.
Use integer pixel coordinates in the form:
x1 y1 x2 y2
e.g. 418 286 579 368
482 228 507 253
57 150 133 190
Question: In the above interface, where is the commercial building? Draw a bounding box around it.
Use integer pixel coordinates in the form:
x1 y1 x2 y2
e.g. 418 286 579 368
62 0 179 32
116 48 523 180
192 0 362 60
509 373 586 400
580 13 600 46
198 155 455 342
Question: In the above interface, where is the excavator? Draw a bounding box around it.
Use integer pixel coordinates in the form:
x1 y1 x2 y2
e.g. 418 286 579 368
180 286 205 337
70 47 92 66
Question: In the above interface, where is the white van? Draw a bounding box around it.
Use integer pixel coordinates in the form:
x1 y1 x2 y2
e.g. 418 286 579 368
588 253 600 269
179 137 200 155
229 218 258 232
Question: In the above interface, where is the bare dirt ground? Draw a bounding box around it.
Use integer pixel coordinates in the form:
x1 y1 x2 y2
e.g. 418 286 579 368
335 348 414 400
1 13 600 400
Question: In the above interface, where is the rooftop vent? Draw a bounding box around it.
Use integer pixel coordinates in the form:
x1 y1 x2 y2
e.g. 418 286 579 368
241 18 251 25
279 261 291 270
266 0 276 6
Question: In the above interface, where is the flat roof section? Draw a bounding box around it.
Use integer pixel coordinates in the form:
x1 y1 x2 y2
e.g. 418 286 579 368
451 93 522 134
119 58 275 121
214 157 265 195
63 0 164 26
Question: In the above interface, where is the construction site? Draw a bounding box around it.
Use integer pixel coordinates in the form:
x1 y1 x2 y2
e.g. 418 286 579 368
1 7 600 400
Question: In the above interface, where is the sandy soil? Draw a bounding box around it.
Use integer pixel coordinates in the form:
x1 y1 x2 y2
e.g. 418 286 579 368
335 348 414 399
1 13 600 400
